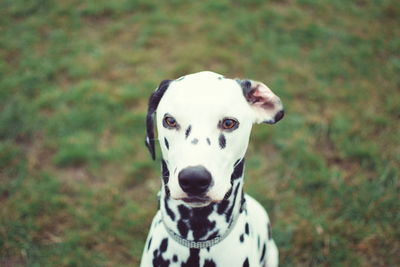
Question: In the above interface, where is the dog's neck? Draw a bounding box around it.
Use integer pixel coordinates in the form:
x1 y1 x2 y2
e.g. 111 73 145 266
159 159 246 242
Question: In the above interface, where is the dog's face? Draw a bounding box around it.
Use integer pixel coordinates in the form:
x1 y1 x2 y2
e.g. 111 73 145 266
146 71 284 207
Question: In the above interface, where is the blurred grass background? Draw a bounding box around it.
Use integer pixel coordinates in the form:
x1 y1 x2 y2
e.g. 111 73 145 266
0 0 399 266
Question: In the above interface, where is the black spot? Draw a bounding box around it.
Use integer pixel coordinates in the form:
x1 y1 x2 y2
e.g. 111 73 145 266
223 187 233 200
152 256 170 267
173 255 178 262
185 125 192 139
152 245 170 267
245 223 249 235
191 205 215 240
225 183 240 223
181 249 200 267
240 234 244 243
176 201 223 242
240 192 246 213
217 200 229 214
178 220 189 238
160 238 168 252
268 223 272 240
164 185 171 197
260 243 266 263
164 197 175 221
257 236 260 249
231 159 245 180
147 237 152 251
206 138 211 145
178 205 190 219
161 160 171 197
243 258 249 267
161 159 169 184
218 134 226 149
207 231 219 240
204 259 217 267
164 137 169 150
191 138 199 145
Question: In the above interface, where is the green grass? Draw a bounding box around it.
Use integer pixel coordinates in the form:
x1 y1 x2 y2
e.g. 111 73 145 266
1 0 399 265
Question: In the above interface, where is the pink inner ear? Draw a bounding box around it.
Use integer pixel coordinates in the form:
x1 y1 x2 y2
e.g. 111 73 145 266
249 85 276 109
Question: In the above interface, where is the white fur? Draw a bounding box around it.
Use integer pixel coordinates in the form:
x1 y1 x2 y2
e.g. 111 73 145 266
157 72 255 202
141 71 282 266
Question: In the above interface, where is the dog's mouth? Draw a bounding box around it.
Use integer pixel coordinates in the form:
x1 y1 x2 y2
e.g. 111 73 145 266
180 196 211 207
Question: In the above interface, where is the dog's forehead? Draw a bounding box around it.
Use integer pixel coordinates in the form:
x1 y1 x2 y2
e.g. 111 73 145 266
158 72 247 116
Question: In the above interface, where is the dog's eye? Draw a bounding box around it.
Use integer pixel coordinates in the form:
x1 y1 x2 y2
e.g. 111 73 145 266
221 118 238 130
163 116 178 128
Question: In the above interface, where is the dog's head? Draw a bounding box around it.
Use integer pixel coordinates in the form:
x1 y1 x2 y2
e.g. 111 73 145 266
145 71 284 207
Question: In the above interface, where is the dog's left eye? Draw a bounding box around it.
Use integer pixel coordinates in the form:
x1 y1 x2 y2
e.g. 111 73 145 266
163 115 178 129
221 118 239 130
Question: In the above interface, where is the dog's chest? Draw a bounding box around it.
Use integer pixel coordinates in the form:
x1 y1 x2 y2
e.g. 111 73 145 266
142 197 268 267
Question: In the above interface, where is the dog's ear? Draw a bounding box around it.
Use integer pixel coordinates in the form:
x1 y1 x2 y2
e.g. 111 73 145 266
237 79 284 124
145 79 172 160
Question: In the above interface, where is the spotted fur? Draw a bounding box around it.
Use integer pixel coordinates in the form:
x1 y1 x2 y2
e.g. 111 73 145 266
141 71 282 266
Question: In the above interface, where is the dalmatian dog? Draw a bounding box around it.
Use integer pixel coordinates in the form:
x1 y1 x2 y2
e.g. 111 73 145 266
141 71 284 267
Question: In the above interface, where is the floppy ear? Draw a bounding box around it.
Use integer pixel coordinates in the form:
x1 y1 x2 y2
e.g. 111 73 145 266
145 79 172 160
238 79 284 124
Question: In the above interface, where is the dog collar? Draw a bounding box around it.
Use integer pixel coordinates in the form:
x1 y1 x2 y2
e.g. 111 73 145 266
160 194 247 249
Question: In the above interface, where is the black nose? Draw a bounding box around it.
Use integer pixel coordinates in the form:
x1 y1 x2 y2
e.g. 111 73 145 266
178 166 212 195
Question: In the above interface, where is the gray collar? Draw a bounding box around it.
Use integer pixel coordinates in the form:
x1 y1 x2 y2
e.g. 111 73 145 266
161 198 246 249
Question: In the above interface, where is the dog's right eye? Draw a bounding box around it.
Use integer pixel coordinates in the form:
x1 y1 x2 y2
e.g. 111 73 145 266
163 116 178 129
